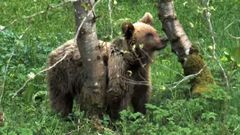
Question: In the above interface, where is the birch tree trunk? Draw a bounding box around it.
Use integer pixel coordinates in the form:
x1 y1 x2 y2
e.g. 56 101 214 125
74 0 106 116
158 0 214 94
73 0 84 30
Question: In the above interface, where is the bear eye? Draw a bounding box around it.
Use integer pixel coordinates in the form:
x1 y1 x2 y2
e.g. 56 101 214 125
145 33 153 38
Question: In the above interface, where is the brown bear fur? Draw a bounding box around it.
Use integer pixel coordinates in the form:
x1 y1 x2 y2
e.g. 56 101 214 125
47 39 110 117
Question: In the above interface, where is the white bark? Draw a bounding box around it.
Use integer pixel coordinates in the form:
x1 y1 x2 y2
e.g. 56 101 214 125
74 0 106 115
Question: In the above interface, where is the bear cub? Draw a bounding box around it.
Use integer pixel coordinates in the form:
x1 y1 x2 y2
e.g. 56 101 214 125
106 12 167 119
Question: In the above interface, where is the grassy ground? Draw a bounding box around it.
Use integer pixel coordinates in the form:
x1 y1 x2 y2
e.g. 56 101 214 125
0 0 239 134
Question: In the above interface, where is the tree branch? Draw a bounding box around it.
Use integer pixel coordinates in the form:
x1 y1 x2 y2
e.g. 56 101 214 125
0 50 14 107
171 65 206 89
201 0 229 88
12 52 69 98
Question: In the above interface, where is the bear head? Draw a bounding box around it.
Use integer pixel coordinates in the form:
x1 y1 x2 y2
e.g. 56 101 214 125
121 12 167 55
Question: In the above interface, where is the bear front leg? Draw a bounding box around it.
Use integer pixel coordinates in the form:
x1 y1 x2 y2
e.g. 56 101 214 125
107 96 122 120
106 85 130 120
131 85 150 114
49 87 74 117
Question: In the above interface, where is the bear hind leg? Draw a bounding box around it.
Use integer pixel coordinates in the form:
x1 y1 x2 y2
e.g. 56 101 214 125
50 88 74 117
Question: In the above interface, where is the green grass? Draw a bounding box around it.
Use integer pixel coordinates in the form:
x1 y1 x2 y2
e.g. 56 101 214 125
0 0 240 134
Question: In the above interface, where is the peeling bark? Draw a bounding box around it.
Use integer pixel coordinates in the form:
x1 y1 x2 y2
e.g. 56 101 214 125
158 0 214 94
74 0 106 115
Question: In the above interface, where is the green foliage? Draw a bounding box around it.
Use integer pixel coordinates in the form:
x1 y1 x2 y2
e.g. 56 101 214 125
0 0 239 134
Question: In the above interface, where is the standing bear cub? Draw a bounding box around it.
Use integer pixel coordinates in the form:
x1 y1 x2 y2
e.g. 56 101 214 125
107 13 167 119
47 12 167 118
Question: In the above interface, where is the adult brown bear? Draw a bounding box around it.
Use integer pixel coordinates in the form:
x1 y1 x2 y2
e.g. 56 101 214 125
47 12 167 118
47 39 109 117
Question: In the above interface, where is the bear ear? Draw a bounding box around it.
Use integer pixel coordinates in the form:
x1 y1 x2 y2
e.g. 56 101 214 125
139 12 153 25
122 22 135 40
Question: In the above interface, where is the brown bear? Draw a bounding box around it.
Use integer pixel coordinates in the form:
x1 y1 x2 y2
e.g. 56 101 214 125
47 39 110 117
47 12 167 118
106 13 167 119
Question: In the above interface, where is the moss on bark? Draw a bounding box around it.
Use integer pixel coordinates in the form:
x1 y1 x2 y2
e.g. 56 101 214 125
183 53 215 94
